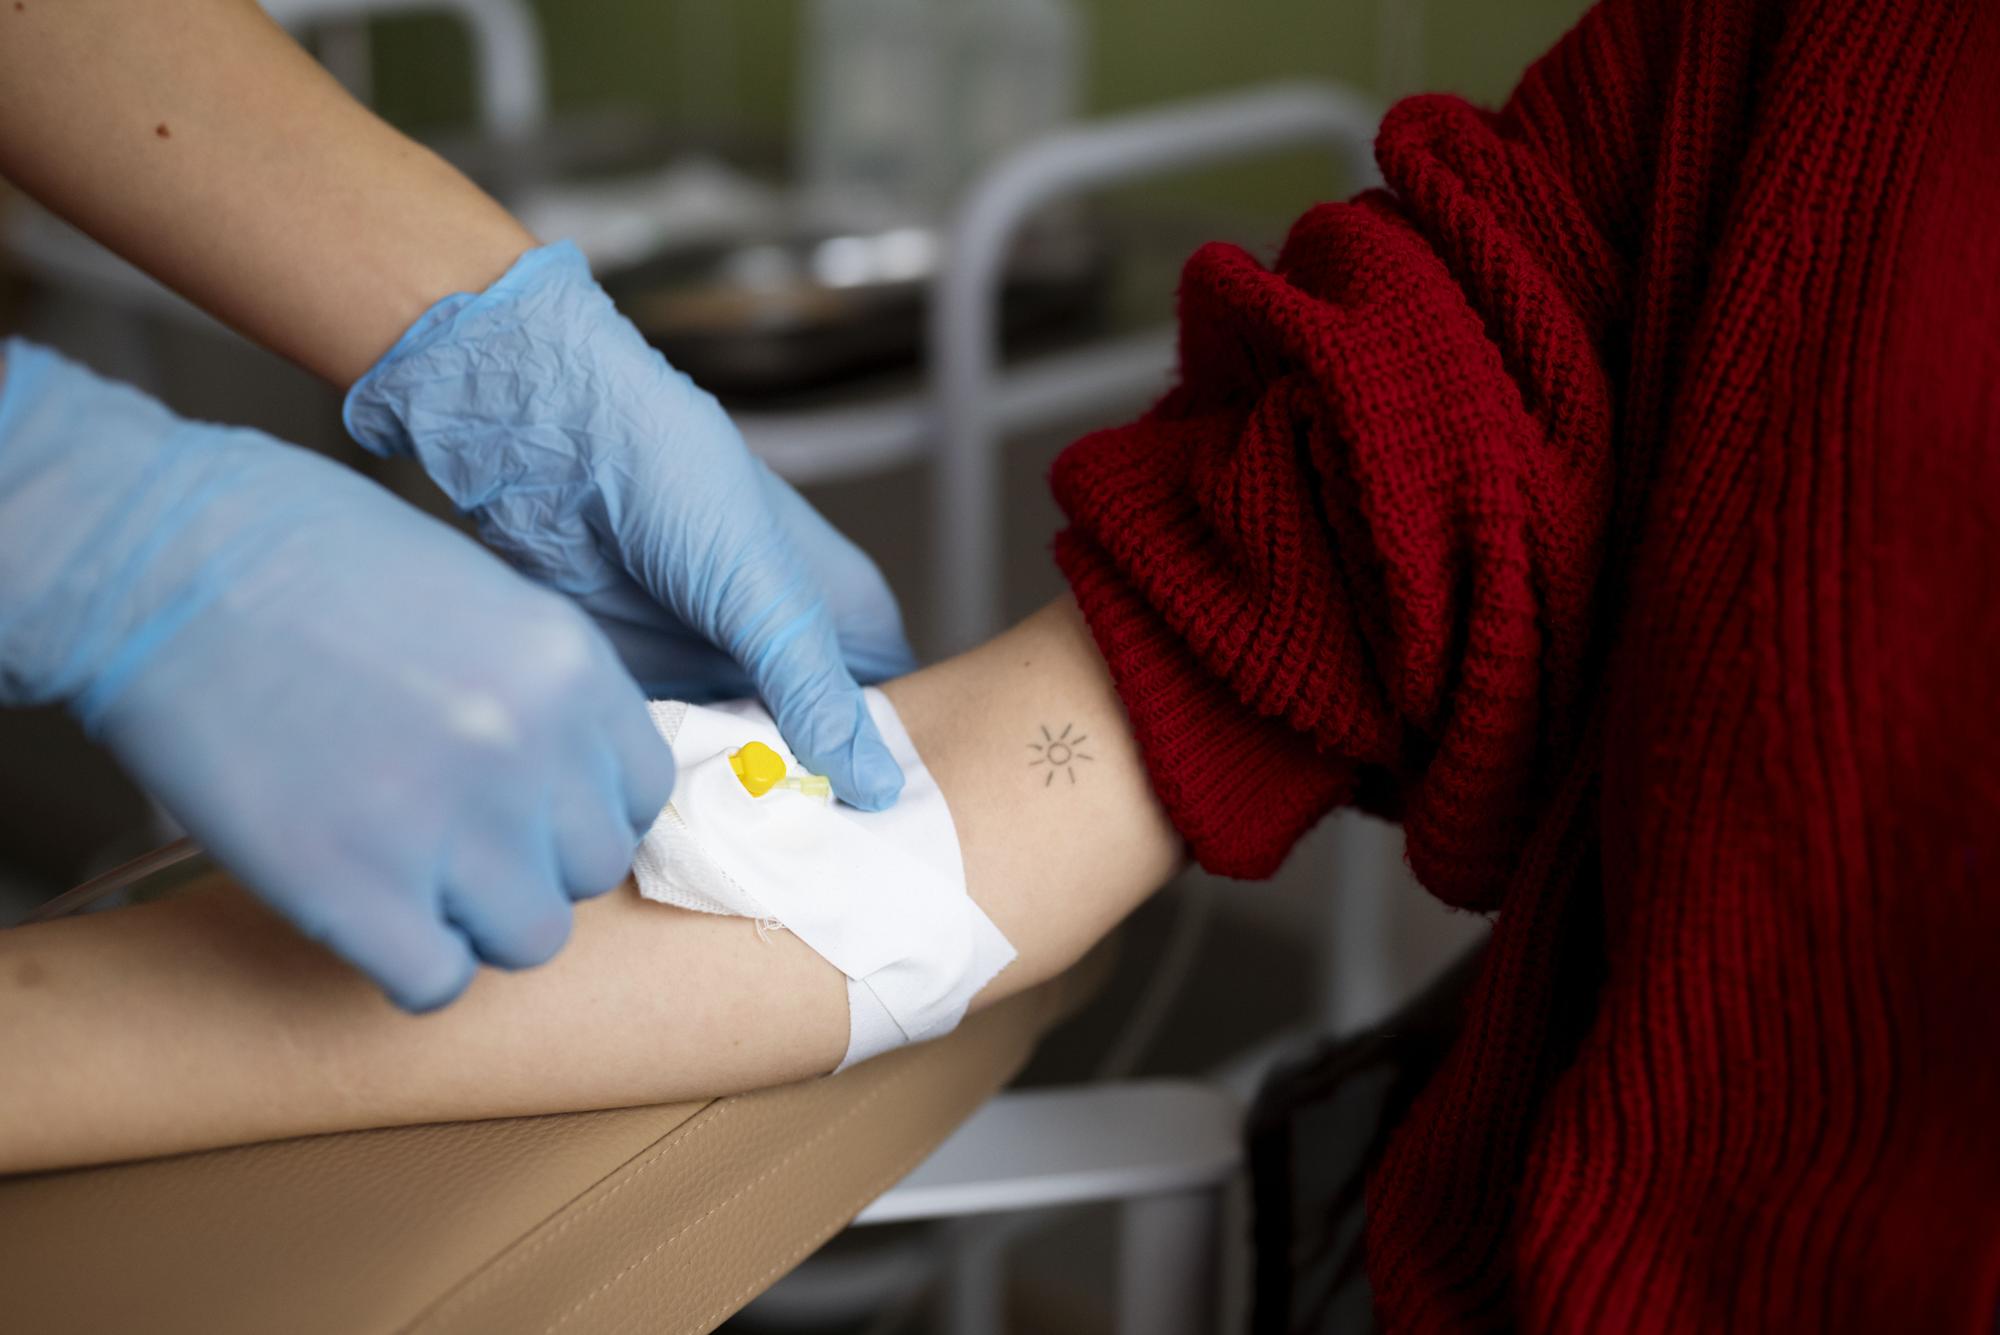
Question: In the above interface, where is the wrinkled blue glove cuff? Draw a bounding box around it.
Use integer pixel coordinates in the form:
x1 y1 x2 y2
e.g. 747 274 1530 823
344 240 589 467
343 239 683 600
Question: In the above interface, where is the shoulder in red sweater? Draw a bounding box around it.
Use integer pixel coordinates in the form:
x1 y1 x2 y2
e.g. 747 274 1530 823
1052 0 2000 1327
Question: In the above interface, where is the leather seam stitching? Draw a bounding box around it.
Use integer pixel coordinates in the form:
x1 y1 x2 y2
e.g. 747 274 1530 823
676 1115 979 1335
539 1059 927 1334
416 1098 737 1322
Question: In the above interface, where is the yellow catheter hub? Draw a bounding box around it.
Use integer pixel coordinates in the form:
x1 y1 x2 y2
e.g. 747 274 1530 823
728 741 833 801
728 741 788 797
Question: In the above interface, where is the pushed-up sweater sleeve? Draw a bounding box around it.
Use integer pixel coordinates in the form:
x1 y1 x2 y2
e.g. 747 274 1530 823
1053 3 1671 901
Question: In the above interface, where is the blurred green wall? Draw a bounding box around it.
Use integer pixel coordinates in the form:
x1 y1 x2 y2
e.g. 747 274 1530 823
365 0 1594 283
373 0 1594 170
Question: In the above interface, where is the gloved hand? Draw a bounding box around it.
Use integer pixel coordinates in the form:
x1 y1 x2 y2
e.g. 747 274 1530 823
582 463 916 703
344 241 913 810
0 339 673 1010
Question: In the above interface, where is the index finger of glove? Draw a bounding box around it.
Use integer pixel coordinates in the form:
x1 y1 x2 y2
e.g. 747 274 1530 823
753 467 917 683
741 601 904 812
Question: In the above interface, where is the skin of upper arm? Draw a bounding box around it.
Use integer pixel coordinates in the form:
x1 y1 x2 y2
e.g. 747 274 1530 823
888 597 1184 1000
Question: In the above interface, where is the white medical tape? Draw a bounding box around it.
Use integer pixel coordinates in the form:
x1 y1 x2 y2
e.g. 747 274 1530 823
632 689 1015 1070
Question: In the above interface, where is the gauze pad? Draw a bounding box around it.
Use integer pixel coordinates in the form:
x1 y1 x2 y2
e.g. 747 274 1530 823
633 689 1015 1070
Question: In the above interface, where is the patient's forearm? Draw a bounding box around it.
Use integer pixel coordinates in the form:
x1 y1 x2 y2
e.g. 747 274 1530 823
0 599 1181 1172
0 879 851 1173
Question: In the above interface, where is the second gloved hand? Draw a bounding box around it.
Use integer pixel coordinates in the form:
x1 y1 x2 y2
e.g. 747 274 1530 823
0 340 674 1010
344 242 912 810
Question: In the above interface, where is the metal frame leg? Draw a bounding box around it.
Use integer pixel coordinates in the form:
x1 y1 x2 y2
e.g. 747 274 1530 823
929 83 1382 652
936 1218 1014 1335
1116 1186 1225 1335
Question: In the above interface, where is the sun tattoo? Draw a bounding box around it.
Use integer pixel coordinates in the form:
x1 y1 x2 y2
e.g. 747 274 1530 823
1029 722 1094 786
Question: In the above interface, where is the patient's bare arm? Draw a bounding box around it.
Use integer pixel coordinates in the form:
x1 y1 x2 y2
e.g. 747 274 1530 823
0 598 1182 1173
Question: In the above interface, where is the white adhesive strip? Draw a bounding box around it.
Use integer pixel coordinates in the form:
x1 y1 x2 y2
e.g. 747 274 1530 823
633 689 1015 1069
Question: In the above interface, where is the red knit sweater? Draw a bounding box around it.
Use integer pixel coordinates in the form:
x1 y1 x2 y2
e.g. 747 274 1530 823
1051 0 2000 1328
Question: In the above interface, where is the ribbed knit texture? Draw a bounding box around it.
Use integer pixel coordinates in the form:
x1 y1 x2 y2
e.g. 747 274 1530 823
1051 0 2000 1328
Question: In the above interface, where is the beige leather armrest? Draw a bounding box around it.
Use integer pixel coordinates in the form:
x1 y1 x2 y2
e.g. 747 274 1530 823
0 916 1109 1335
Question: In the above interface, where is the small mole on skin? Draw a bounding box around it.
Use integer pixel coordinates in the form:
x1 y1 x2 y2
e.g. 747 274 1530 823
155 123 171 139
13 958 46 989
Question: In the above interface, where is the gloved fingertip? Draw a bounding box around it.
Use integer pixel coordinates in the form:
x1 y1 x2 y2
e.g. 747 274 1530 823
842 733 906 812
387 935 479 1014
570 874 624 904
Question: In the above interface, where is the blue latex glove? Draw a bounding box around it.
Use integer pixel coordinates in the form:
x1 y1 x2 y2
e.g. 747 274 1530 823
0 340 674 1009
344 241 914 810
